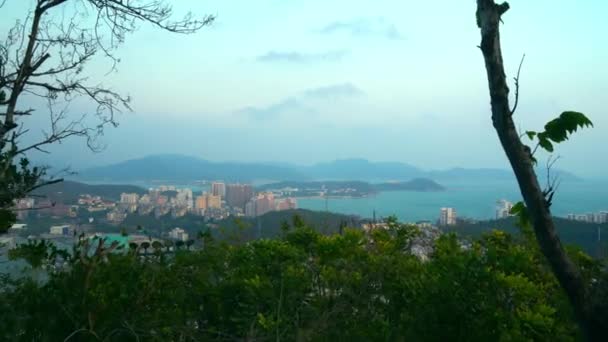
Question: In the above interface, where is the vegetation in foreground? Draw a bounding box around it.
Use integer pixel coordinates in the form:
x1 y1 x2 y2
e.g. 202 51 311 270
2 216 606 341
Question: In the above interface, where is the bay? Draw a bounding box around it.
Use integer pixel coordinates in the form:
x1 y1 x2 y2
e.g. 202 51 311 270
297 179 608 222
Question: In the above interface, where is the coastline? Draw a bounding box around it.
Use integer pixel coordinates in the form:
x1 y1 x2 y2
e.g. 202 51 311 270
291 188 446 200
293 194 374 200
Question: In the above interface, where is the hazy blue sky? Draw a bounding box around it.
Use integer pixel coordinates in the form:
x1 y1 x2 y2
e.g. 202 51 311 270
3 0 607 177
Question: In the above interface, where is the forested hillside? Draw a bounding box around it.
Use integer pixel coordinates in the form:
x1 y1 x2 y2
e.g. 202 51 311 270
2 219 599 340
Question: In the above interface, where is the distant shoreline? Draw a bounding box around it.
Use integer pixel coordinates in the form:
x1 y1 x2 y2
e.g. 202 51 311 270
292 188 444 200
294 194 373 200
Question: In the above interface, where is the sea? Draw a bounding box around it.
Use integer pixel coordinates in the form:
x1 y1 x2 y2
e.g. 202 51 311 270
297 179 608 222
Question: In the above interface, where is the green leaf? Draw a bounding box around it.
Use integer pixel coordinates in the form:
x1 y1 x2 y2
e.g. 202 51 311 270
509 201 526 216
525 131 536 140
509 201 530 227
537 134 554 153
0 90 5 102
543 111 593 143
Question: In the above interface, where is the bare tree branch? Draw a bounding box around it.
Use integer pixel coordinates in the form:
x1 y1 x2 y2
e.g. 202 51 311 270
510 53 525 115
2 0 214 148
1 0 214 230
542 155 561 209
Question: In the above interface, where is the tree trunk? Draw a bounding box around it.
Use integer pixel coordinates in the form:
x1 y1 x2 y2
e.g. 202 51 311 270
474 1 604 340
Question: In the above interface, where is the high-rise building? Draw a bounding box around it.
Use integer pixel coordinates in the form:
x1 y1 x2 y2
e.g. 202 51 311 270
276 197 297 211
195 193 222 212
244 193 281 217
195 196 207 210
225 184 254 209
598 212 608 224
255 192 275 216
245 200 256 217
495 199 514 219
206 194 221 209
211 182 226 198
439 207 457 226
175 188 193 209
139 194 151 205
120 193 140 204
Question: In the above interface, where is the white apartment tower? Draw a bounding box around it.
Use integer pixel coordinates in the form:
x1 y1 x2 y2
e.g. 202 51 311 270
439 207 457 226
496 199 514 219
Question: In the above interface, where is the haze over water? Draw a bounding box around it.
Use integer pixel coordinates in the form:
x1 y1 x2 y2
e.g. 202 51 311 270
298 179 608 222
87 178 608 222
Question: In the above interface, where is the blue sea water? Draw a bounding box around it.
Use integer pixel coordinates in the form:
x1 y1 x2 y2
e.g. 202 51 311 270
297 180 608 222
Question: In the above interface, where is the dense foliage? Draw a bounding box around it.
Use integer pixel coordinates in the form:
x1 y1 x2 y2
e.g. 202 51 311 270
2 217 601 341
448 217 608 258
0 155 49 233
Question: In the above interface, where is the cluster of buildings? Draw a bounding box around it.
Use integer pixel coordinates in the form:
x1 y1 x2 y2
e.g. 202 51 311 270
566 211 608 224
105 186 202 223
13 197 77 220
104 182 297 224
79 195 116 212
438 199 516 227
1 182 301 259
245 192 297 217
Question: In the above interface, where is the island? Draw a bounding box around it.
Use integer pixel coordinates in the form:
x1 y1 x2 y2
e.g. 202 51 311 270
257 178 445 198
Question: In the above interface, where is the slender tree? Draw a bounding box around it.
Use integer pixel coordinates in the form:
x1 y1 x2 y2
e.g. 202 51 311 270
475 1 605 339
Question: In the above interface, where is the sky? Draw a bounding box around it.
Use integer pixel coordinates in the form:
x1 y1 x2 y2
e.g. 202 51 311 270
2 0 608 178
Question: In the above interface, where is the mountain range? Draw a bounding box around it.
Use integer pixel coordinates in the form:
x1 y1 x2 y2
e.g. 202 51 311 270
72 154 582 183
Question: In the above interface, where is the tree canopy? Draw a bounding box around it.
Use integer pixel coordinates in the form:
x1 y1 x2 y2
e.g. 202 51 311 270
2 219 600 341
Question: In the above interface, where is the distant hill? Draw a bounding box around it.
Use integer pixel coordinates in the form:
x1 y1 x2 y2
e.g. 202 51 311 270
31 180 146 203
75 154 305 182
428 168 514 181
428 167 581 182
259 178 445 196
300 158 422 181
258 181 375 196
375 178 445 192
74 154 582 183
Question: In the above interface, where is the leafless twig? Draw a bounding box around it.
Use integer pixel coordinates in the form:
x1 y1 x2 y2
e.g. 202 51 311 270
510 53 525 116
542 155 561 209
1 0 214 165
